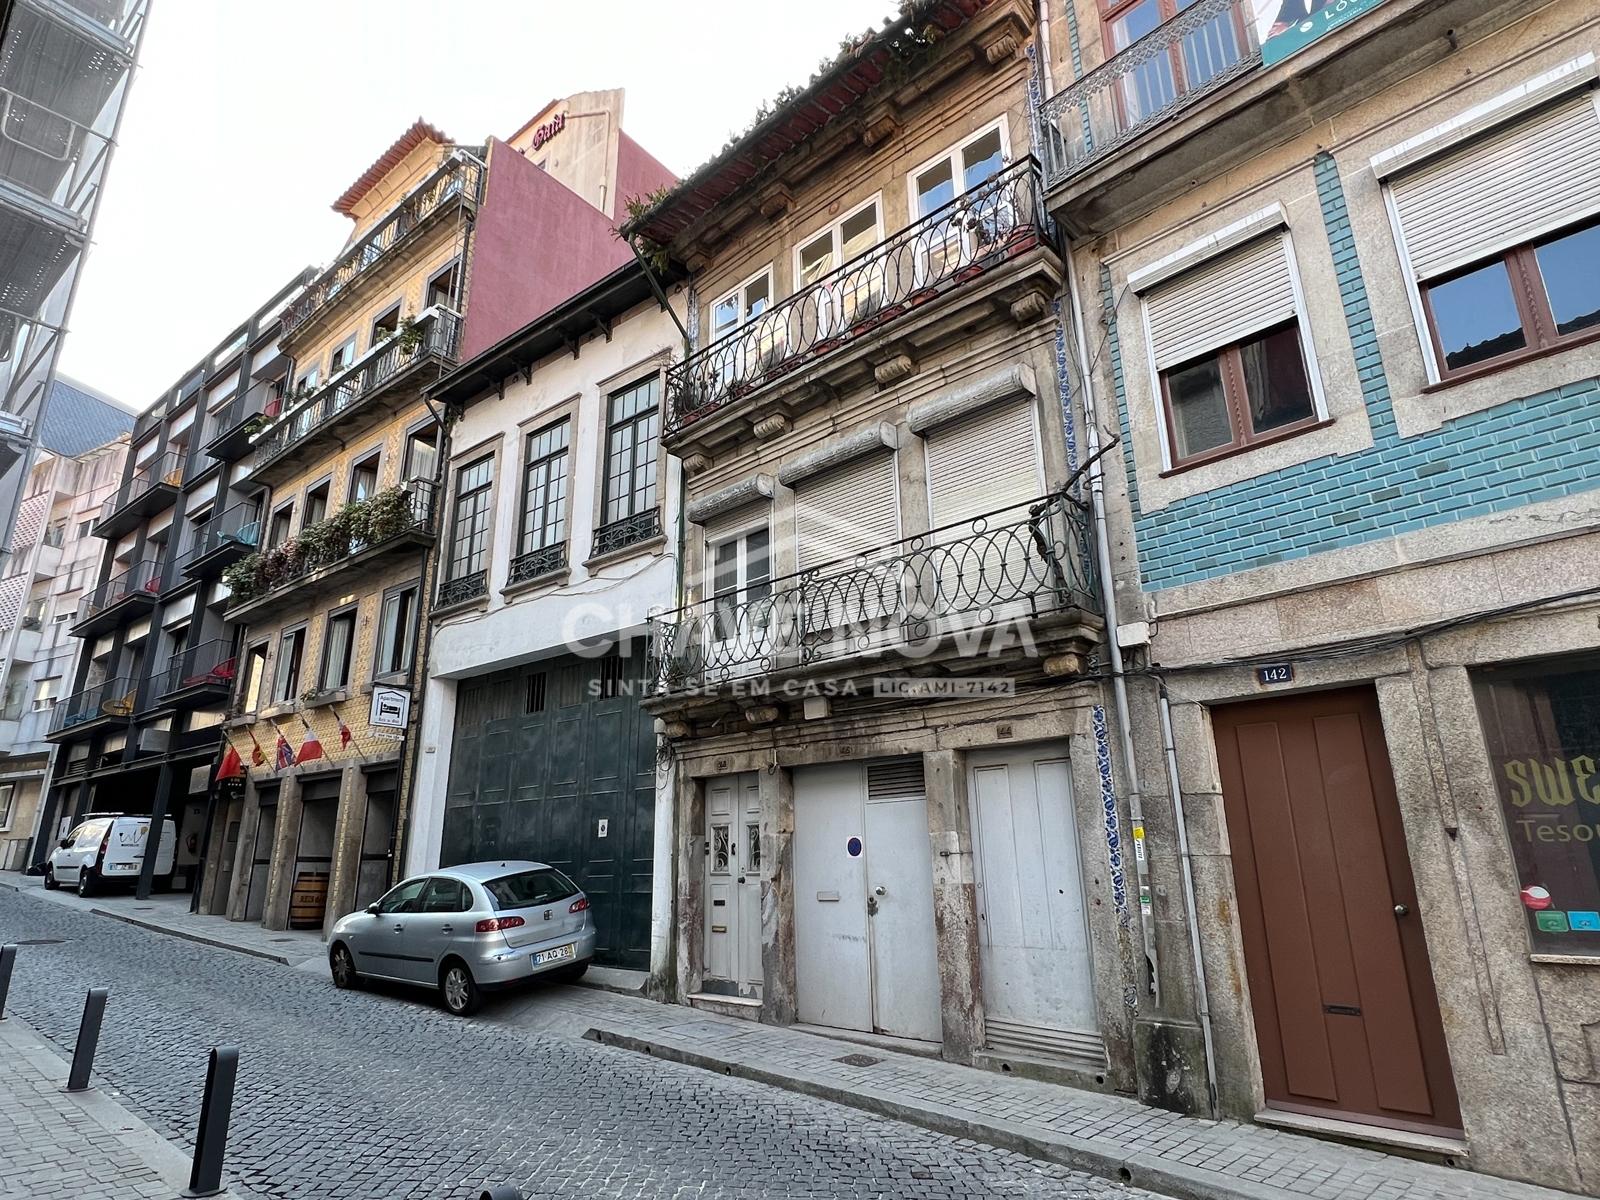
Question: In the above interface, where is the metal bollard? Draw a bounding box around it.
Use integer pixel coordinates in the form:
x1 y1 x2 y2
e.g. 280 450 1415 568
64 987 108 1092
0 943 15 1020
181 1046 239 1198
479 1188 525 1200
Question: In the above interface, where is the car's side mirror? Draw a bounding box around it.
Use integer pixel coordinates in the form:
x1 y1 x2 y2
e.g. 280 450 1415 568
365 903 380 915
58 838 71 849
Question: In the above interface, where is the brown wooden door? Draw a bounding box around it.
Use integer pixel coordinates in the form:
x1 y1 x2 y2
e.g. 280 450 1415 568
1214 686 1461 1133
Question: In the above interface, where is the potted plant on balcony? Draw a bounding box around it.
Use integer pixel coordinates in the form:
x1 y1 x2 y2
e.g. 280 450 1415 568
394 316 426 356
221 555 262 604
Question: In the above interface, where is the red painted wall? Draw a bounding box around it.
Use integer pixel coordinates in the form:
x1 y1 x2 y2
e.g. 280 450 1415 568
460 137 677 362
614 131 677 218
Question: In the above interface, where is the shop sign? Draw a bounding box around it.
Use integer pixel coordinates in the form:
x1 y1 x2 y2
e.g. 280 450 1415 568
527 111 567 154
1253 0 1389 68
370 685 411 730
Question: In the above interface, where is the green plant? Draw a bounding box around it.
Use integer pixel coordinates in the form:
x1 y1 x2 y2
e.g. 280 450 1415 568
394 316 425 355
241 414 267 438
222 554 262 603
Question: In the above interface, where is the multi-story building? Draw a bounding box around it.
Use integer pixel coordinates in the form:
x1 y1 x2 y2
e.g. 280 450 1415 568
0 377 132 868
37 275 310 904
0 0 147 563
629 0 1114 1067
219 92 669 937
1037 0 1600 1188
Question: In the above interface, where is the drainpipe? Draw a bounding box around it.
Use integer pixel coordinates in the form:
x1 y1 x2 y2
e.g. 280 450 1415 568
1159 686 1219 1117
1036 0 1056 93
1063 248 1160 1007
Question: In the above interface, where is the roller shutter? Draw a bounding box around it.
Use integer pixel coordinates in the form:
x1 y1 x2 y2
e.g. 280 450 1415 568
1144 234 1296 370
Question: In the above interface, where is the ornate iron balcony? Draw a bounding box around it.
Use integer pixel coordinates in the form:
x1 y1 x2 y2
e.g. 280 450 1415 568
507 542 567 586
664 157 1053 440
47 674 135 737
1039 0 1262 186
436 569 488 609
280 156 482 339
592 510 661 558
649 491 1099 694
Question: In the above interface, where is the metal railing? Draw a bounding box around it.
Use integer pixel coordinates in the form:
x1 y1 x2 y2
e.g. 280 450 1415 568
97 450 181 526
280 156 482 338
436 569 487 608
156 640 237 699
1040 0 1262 185
252 309 461 469
204 380 277 450
48 675 135 735
223 482 436 612
40 0 147 43
182 503 261 567
665 158 1053 438
74 557 162 625
648 491 1098 693
507 542 566 586
593 510 661 558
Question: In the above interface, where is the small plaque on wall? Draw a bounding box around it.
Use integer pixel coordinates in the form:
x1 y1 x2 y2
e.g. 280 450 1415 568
1256 663 1295 686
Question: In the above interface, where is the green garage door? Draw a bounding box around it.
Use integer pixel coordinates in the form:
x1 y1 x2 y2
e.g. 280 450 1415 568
440 646 656 969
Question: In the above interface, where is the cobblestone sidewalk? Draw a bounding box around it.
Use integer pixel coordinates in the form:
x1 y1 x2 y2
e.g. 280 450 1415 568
0 1014 244 1199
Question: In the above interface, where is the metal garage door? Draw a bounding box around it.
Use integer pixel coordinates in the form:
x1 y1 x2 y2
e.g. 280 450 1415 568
439 646 656 969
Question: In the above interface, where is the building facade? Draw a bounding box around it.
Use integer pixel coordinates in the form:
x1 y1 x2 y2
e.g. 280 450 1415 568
630 0 1124 1078
1038 0 1600 1188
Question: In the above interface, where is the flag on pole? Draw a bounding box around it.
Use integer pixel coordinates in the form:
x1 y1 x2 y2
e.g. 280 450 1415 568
275 729 294 770
296 715 324 764
217 744 243 781
335 713 353 750
247 727 267 767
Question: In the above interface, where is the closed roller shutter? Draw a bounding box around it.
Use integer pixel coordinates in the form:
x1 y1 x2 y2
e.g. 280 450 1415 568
924 398 1040 530
1145 234 1296 370
793 452 899 571
1390 92 1600 281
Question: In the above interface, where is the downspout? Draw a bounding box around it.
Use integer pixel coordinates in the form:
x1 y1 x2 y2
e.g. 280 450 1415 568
1036 0 1056 93
1063 248 1160 1006
1159 685 1219 1117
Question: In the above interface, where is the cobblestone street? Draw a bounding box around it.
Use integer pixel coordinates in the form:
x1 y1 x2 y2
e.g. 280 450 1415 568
0 887 1151 1200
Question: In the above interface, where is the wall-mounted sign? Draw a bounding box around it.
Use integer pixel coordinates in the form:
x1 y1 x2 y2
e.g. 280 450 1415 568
1256 663 1295 685
369 686 411 730
527 111 567 154
1254 0 1389 68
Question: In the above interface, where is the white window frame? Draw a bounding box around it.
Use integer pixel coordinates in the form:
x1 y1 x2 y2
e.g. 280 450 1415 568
328 335 358 377
905 116 1013 224
710 265 775 343
706 515 774 658
793 194 885 288
0 782 14 830
1132 207 1328 472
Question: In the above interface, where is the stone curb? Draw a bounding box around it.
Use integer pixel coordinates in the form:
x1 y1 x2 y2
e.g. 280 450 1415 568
583 1027 1288 1200
86 907 300 967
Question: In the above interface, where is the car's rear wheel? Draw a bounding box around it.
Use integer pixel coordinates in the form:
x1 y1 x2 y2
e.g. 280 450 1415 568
329 943 360 990
76 868 96 898
43 866 58 890
440 960 480 1016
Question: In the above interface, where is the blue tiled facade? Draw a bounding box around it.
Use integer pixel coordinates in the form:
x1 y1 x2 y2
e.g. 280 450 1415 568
1110 152 1600 593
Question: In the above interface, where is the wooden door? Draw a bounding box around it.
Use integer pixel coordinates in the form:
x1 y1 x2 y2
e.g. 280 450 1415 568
703 773 761 998
1213 687 1460 1133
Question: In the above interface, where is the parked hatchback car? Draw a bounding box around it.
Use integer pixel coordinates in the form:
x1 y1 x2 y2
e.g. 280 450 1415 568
44 814 176 897
328 860 595 1015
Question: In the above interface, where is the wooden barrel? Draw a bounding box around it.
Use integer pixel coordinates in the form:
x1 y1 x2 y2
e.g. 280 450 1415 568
288 870 329 930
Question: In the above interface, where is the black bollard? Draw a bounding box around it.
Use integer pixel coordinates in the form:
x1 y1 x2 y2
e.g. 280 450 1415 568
182 1045 239 1198
64 986 108 1091
479 1188 525 1200
0 943 15 1020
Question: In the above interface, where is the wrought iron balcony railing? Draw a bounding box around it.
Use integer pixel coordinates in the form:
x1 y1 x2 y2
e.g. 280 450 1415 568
665 158 1053 439
156 639 237 700
436 569 487 608
73 557 162 626
649 491 1098 694
95 449 181 529
47 675 135 736
1040 0 1262 186
593 510 661 558
222 482 436 614
251 308 461 473
507 542 567 586
280 155 483 339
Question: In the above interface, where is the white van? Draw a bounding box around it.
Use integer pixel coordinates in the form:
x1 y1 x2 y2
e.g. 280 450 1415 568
45 814 176 897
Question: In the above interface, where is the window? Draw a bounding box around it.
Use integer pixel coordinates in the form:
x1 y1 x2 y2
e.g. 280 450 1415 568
318 608 356 691
1101 0 1245 127
240 642 268 713
328 336 357 376
426 262 459 310
370 304 401 350
403 424 439 483
268 503 294 549
600 376 660 526
33 677 60 710
303 479 330 528
349 451 380 502
22 596 46 629
711 269 772 342
911 123 1007 220
1382 88 1600 381
376 877 427 915
43 519 66 547
1138 228 1321 469
798 199 882 287
294 366 319 396
518 419 570 557
273 626 305 702
419 877 470 913
0 783 14 829
710 525 772 641
76 520 90 539
445 456 494 583
375 585 417 677
482 867 578 909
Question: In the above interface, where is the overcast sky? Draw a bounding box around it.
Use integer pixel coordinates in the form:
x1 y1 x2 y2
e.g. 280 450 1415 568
59 0 891 410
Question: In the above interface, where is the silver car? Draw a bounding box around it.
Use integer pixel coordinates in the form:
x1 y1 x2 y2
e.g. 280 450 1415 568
328 860 596 1015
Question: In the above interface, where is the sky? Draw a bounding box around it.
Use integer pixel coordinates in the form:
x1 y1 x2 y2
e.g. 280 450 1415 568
59 0 894 410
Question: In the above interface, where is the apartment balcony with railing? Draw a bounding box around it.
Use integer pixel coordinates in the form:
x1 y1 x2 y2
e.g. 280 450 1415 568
154 639 236 707
279 154 483 345
221 482 436 624
203 379 278 462
245 308 461 488
71 556 161 636
181 502 260 581
45 673 134 739
664 158 1060 455
647 492 1102 713
1038 0 1509 232
92 449 181 538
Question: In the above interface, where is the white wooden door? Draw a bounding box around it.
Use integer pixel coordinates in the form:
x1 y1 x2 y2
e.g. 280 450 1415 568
968 744 1105 1070
704 773 762 998
863 782 942 1041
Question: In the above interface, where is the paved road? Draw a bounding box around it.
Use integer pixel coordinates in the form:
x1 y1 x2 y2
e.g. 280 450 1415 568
0 888 1153 1200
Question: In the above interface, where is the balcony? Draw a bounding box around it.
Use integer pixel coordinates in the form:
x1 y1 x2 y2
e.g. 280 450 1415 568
155 639 236 707
71 557 162 636
203 380 277 462
279 155 483 344
1038 0 1514 233
46 674 135 740
93 450 181 538
222 482 437 624
245 308 461 488
664 158 1060 455
182 503 261 580
647 492 1102 715
23 0 146 49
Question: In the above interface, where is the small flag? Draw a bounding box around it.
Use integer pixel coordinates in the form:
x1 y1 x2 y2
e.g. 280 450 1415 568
217 744 243 781
247 727 267 767
296 715 324 764
275 730 294 770
335 713 353 749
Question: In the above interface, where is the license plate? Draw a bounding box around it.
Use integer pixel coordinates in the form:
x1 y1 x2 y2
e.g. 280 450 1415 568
533 943 575 966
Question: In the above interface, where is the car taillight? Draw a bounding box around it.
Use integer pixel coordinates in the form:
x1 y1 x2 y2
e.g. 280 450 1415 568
475 916 525 933
569 897 589 913
95 828 113 865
